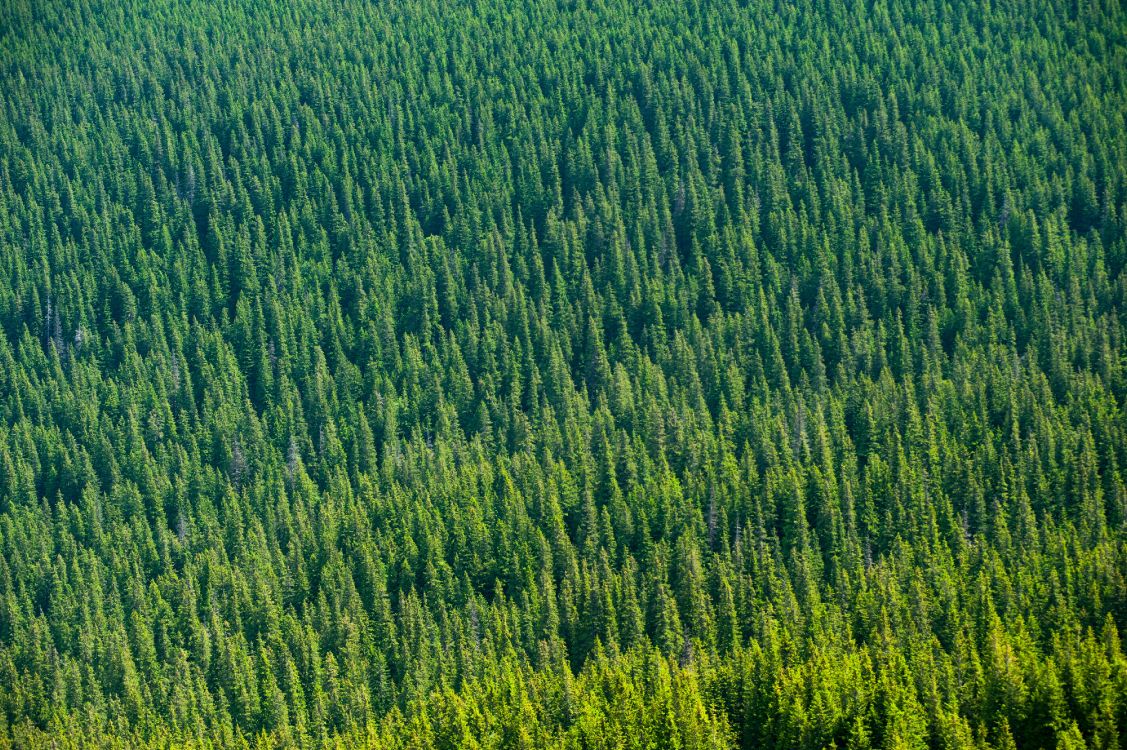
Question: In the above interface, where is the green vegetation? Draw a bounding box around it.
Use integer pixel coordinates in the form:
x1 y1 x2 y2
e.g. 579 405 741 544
1 0 1126 746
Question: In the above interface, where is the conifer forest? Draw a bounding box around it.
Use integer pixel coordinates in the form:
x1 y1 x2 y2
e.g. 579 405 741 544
1 0 1126 747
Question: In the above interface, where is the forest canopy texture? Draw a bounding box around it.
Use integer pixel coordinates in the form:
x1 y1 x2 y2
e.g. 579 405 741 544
1 0 1126 747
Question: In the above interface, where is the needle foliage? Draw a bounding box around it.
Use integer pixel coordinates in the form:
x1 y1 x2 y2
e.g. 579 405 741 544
0 0 1125 746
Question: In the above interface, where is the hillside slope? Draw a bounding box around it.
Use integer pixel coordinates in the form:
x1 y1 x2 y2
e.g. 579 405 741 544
0 0 1125 747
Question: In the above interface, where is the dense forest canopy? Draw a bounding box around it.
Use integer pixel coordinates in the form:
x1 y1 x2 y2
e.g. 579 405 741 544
0 0 1125 746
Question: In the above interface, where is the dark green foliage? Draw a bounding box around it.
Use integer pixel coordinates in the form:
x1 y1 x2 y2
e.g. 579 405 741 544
1 0 1125 746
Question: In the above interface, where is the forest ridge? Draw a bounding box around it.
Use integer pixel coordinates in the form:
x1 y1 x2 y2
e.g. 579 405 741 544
0 0 1125 747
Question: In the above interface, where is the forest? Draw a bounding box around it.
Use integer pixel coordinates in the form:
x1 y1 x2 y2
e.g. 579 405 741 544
0 0 1125 747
